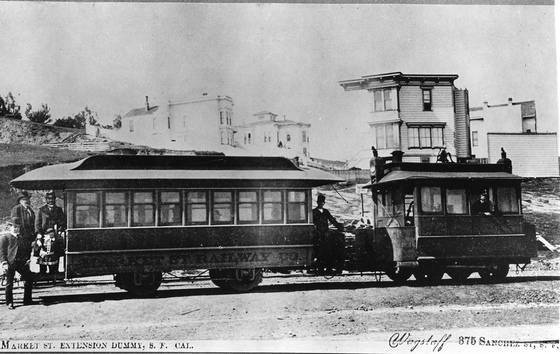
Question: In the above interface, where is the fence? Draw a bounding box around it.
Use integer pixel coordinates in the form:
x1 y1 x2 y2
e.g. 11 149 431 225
327 169 370 183
43 142 112 152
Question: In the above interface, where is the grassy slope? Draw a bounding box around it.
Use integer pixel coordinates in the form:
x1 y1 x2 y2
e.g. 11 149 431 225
0 143 88 167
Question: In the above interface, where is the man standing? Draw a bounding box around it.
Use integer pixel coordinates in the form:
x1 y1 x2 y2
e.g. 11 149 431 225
10 191 36 251
312 194 344 275
35 191 66 235
1 217 34 309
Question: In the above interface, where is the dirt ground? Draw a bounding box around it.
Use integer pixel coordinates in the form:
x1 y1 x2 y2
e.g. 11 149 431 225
1 262 558 350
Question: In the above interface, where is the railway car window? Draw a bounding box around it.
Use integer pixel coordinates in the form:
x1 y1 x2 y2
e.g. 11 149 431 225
420 187 442 214
187 191 208 224
263 190 283 223
104 192 127 227
74 192 99 228
446 189 468 214
287 190 307 223
497 187 519 213
238 191 259 224
132 192 155 226
212 191 233 224
160 191 182 226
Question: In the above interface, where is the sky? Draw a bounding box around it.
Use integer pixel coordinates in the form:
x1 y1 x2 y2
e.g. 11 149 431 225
0 2 557 161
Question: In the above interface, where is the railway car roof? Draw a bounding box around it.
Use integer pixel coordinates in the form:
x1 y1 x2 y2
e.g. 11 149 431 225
11 155 344 190
365 163 522 188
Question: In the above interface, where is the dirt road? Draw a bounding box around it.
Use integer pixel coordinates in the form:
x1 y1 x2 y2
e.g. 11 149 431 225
1 265 558 353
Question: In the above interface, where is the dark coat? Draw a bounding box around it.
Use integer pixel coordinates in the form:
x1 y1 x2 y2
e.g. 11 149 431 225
313 207 343 237
0 231 29 264
10 204 35 257
35 204 66 234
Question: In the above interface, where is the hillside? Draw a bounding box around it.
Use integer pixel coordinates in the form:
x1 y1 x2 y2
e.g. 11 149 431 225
0 116 85 145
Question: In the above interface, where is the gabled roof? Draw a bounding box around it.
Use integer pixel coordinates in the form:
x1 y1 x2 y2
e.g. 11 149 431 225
123 106 160 118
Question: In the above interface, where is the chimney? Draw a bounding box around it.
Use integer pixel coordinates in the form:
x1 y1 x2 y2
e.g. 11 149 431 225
508 97 513 105
146 96 150 111
483 101 489 107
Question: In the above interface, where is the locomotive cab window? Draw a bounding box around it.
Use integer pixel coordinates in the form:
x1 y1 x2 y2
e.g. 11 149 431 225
496 187 519 214
420 187 443 214
446 189 468 215
74 192 100 228
287 190 308 223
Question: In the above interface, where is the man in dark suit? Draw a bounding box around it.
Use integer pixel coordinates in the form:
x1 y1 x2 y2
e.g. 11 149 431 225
312 194 344 275
35 191 66 235
10 191 35 256
1 217 33 309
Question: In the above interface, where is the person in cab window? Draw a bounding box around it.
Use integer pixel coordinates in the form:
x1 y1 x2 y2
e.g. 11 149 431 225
312 194 344 275
471 193 493 215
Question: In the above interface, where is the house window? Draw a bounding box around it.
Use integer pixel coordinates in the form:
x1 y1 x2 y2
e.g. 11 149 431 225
373 124 397 149
374 90 383 111
183 116 187 128
422 89 432 111
303 147 307 157
221 131 226 145
129 120 134 132
420 127 431 147
248 133 251 144
167 116 171 129
408 125 444 148
152 117 157 130
302 131 307 143
374 88 397 111
286 133 291 142
472 131 478 147
384 89 395 110
220 112 223 124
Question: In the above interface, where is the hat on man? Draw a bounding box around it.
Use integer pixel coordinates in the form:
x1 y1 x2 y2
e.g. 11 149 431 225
317 194 326 203
17 191 30 202
45 190 56 199
8 217 22 227
45 227 55 234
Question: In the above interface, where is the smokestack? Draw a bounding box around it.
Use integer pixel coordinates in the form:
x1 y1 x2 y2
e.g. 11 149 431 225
146 96 150 111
